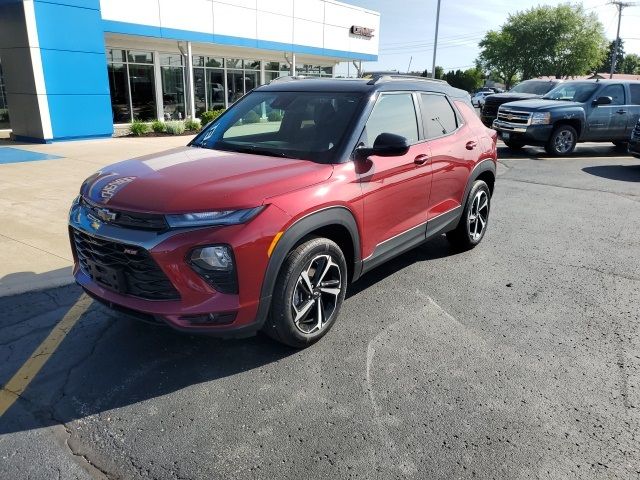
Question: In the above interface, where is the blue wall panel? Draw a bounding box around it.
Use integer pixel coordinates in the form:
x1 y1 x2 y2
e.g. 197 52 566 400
33 0 113 140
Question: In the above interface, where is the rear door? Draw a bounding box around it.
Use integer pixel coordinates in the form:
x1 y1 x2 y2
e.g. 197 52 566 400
419 93 476 221
627 84 640 137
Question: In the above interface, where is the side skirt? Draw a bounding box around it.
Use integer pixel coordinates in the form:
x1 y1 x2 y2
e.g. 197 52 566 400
361 206 462 275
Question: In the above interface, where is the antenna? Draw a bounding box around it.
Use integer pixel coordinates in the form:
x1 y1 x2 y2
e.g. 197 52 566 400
609 1 637 78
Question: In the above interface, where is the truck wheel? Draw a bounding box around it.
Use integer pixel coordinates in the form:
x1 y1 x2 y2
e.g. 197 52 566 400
504 140 525 151
613 141 628 151
264 237 347 348
545 125 577 156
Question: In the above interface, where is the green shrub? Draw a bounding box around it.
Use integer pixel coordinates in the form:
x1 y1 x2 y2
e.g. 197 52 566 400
151 120 166 133
129 119 149 136
184 118 201 132
243 110 260 124
199 109 225 125
267 110 283 122
165 121 185 135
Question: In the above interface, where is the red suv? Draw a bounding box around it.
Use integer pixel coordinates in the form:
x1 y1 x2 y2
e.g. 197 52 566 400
69 76 497 347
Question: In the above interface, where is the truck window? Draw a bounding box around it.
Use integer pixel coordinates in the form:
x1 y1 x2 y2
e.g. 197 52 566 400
599 85 625 105
630 84 640 105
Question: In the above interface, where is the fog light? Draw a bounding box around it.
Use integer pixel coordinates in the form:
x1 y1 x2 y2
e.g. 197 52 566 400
190 245 233 271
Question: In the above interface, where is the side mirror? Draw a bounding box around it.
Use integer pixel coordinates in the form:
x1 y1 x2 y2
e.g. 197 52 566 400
355 133 411 159
593 96 613 106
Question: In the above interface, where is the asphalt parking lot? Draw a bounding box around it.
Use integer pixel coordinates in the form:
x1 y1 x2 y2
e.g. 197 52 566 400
1 143 639 479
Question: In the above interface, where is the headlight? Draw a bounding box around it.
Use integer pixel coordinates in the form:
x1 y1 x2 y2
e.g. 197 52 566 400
531 112 551 125
165 207 263 228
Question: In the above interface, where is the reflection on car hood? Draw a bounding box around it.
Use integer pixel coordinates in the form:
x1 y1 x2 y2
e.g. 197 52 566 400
80 147 334 213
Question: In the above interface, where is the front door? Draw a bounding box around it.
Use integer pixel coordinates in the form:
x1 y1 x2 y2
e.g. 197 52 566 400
357 92 432 264
588 84 627 141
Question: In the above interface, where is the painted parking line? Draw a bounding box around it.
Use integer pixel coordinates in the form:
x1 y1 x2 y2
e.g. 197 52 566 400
0 147 63 164
0 295 92 418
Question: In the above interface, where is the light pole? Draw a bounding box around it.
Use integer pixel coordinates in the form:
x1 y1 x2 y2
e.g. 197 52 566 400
609 1 636 78
431 0 442 78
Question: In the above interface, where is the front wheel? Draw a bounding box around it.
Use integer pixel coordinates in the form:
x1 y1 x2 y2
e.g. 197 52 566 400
613 141 628 152
446 180 491 250
504 140 525 151
264 237 347 348
545 125 577 156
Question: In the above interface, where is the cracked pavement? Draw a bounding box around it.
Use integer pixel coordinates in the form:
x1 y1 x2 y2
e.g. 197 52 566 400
1 144 639 479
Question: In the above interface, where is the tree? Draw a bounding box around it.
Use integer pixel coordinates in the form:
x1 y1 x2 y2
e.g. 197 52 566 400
479 4 607 81
621 53 640 75
443 68 485 92
599 40 625 74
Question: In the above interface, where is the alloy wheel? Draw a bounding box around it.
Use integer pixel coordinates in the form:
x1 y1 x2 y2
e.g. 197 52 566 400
291 254 342 334
554 130 574 154
467 190 489 242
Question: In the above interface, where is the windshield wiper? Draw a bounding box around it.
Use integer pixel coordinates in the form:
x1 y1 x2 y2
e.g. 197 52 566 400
225 145 295 159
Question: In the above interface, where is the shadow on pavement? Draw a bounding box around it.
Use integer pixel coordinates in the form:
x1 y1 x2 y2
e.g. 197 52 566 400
0 234 458 435
0 267 73 297
582 164 640 182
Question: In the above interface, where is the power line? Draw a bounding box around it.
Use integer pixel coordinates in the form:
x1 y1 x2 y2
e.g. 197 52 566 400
379 30 488 47
609 1 637 77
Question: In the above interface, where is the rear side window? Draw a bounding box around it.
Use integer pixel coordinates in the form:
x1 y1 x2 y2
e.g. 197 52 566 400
599 84 625 105
630 84 640 105
420 93 458 139
360 93 419 147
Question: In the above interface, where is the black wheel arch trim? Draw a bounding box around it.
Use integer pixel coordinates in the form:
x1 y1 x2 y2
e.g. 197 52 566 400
252 206 362 332
462 159 497 203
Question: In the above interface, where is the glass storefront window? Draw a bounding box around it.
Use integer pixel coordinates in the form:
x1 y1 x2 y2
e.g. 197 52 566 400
107 49 126 63
207 69 225 110
226 69 244 104
161 65 185 120
0 59 9 129
128 64 156 121
193 56 205 67
226 58 243 69
160 53 183 67
194 67 206 117
245 60 261 70
127 51 153 64
206 57 223 68
107 63 131 123
265 71 280 83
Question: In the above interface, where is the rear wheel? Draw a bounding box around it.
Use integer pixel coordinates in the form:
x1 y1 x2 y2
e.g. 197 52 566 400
545 125 577 156
446 180 491 250
264 237 347 348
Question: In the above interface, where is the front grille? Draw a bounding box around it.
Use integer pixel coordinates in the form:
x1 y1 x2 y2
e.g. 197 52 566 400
482 101 499 118
497 108 531 125
72 228 180 300
81 197 168 231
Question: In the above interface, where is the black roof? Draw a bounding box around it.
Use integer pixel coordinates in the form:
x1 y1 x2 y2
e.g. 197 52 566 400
256 76 470 99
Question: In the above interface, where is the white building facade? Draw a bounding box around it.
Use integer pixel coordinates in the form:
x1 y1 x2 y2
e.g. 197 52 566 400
0 0 380 142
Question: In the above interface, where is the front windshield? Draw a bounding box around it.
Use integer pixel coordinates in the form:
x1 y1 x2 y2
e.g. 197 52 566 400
191 91 364 163
542 82 599 102
509 81 557 95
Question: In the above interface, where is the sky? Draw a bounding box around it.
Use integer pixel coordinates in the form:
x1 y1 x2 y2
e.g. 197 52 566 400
335 0 640 76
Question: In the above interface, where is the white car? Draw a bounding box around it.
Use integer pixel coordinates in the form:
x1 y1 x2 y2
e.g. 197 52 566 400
471 91 490 108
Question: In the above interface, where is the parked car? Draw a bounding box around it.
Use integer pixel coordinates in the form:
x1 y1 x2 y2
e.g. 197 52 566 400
69 76 497 347
630 117 640 158
471 91 490 108
493 80 640 155
481 79 563 127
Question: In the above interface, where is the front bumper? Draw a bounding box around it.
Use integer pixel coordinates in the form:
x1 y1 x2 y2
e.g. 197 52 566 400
69 199 285 336
492 120 554 144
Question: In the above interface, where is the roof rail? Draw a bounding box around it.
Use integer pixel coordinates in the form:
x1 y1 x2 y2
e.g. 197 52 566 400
366 74 448 85
269 75 309 84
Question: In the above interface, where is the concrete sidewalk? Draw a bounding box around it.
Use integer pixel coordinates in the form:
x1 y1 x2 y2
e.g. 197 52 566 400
0 135 194 297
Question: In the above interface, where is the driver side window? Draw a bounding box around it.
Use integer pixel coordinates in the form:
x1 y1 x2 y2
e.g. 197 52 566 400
360 93 419 147
599 85 625 105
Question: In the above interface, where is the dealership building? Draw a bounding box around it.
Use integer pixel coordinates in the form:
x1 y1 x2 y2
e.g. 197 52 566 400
0 0 379 142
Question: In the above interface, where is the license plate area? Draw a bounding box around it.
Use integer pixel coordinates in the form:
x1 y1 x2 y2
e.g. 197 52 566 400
501 132 511 141
87 261 127 294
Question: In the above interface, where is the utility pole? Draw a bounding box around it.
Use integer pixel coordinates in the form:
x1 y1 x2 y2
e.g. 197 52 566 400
609 1 635 78
431 0 442 78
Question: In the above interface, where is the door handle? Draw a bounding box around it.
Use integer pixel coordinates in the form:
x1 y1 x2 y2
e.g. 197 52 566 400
414 154 429 165
466 140 477 150
616 109 627 115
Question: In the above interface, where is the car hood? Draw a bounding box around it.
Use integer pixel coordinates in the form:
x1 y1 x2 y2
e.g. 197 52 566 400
80 147 334 213
485 92 542 103
498 99 582 111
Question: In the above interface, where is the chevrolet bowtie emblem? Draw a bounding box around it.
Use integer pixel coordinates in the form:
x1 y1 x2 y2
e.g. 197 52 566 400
96 207 117 222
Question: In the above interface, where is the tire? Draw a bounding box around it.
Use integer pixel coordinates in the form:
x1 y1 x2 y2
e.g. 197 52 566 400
613 141 628 151
504 140 525 151
263 237 347 348
446 180 491 250
545 124 577 156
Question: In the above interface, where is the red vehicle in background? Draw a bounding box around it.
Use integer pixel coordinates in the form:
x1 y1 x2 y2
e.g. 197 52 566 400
69 76 497 347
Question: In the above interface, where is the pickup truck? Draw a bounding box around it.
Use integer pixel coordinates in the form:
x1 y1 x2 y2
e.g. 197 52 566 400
493 80 640 155
630 118 640 158
481 79 562 127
